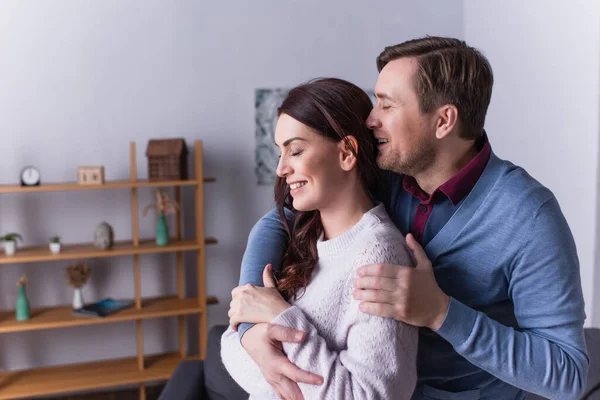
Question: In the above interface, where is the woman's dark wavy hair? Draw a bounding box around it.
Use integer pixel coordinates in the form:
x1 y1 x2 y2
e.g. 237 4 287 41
274 77 378 300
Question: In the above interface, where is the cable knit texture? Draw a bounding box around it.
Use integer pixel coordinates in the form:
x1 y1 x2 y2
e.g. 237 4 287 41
221 203 418 399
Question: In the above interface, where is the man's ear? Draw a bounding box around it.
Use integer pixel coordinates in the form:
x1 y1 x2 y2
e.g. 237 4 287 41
435 105 459 139
339 136 358 171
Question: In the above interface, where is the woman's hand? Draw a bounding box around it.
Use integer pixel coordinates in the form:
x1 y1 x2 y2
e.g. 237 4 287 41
229 264 291 331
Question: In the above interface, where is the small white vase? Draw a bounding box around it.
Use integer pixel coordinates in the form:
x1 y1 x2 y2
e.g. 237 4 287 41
4 241 16 256
49 242 61 254
72 287 84 309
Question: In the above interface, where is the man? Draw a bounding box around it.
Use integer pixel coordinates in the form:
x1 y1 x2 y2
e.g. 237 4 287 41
233 36 589 400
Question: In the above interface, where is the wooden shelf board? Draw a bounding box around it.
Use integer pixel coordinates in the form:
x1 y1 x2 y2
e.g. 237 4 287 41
0 238 217 264
0 178 215 193
0 295 218 334
0 352 198 400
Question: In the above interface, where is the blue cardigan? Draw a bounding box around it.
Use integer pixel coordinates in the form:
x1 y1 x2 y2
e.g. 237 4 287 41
237 151 588 400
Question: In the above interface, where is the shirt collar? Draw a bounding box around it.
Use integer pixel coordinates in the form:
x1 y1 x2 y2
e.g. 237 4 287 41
402 133 492 205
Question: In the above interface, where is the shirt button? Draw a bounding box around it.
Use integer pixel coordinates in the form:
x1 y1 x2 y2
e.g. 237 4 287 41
419 205 428 213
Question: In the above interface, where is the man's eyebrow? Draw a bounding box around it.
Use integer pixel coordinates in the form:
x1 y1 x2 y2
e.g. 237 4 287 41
374 92 393 101
274 137 308 147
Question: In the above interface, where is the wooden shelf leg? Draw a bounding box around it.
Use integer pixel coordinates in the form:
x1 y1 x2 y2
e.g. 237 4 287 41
139 383 146 400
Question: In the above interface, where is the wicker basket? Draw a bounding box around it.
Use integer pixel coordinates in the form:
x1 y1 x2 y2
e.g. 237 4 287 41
145 138 188 181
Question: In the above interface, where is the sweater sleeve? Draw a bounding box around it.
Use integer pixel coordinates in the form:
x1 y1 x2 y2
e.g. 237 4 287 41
237 207 291 341
435 197 589 399
220 326 277 399
272 238 418 400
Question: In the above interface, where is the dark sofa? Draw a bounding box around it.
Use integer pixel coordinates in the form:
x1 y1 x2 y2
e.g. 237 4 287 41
158 326 600 400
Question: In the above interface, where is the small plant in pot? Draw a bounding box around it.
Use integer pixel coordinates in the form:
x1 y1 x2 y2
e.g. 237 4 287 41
49 235 61 254
1 233 23 256
65 262 92 309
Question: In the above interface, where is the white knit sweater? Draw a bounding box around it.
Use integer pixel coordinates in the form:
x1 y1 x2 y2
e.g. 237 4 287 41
221 203 418 399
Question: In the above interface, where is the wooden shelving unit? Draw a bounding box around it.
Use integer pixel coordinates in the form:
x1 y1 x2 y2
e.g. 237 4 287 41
0 352 196 400
0 140 216 400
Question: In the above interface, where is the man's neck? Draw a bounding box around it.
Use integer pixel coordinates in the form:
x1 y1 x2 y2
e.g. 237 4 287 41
414 140 479 196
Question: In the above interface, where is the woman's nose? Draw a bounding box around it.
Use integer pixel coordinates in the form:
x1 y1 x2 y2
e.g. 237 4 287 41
276 157 291 177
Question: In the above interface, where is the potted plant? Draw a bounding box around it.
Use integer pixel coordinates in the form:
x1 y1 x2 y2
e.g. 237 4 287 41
1 233 23 256
143 189 179 246
65 262 92 309
49 235 61 254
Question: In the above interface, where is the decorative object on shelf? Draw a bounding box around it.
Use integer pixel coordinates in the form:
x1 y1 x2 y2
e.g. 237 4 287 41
94 222 114 250
49 235 61 254
77 166 105 185
72 298 134 318
143 189 178 246
1 232 23 256
16 274 30 321
20 165 41 186
65 262 92 310
146 138 188 181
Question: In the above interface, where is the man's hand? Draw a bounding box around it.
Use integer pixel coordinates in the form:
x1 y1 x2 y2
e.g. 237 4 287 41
242 323 324 400
353 233 450 330
229 264 291 331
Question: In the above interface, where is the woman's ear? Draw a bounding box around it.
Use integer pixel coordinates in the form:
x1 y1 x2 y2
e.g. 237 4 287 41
339 136 358 171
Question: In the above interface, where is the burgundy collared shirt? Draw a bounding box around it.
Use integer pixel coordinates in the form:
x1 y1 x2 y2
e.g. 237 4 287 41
402 136 491 245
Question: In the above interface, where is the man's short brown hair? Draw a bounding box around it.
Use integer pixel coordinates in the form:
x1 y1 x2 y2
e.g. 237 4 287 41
377 36 493 140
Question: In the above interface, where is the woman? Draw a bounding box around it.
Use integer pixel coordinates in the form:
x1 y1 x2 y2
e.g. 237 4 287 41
221 78 417 399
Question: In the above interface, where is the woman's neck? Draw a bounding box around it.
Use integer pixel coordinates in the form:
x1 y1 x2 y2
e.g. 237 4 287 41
319 186 374 241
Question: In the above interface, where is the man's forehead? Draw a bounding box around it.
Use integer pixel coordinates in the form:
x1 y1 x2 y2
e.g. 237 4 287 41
375 58 417 96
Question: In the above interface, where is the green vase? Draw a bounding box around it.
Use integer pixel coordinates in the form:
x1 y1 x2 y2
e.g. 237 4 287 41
156 214 169 246
16 286 30 321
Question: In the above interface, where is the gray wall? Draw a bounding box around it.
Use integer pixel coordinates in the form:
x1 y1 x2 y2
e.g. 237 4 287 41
0 1 463 370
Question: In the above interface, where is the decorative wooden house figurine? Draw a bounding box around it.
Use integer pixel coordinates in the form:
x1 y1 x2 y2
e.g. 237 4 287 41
146 138 188 181
77 166 105 185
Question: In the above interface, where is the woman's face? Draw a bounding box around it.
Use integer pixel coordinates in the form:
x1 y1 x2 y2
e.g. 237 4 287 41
274 114 348 212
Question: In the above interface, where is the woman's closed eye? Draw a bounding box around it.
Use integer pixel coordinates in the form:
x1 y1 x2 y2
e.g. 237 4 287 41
291 148 304 157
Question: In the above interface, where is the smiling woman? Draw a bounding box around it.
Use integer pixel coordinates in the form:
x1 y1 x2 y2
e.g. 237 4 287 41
221 78 419 399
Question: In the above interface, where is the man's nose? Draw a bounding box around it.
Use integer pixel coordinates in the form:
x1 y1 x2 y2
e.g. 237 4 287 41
366 110 381 130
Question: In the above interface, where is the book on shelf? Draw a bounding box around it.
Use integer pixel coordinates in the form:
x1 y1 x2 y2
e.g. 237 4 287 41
72 298 134 318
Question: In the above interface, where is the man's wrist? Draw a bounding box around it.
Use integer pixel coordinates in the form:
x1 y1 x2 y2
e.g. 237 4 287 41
241 322 264 350
429 293 451 331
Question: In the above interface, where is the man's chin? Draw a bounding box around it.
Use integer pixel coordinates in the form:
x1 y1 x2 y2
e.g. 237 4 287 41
377 157 407 175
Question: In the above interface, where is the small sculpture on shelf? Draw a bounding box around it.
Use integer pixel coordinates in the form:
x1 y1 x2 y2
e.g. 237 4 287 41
65 262 92 310
143 189 179 246
49 235 61 254
94 222 114 250
1 232 23 256
16 274 30 321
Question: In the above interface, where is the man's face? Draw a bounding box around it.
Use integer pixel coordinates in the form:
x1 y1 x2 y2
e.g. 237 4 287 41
367 57 436 176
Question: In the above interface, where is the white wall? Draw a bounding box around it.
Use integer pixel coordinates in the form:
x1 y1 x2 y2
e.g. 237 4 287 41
464 1 600 326
0 1 464 371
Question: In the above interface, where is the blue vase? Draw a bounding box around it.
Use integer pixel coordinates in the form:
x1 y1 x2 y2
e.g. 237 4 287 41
156 214 169 246
16 286 30 321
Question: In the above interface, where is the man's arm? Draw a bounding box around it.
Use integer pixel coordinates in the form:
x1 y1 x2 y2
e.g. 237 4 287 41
237 207 291 339
434 197 588 399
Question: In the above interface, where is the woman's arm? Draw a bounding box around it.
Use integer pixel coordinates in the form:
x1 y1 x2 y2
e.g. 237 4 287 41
274 238 418 400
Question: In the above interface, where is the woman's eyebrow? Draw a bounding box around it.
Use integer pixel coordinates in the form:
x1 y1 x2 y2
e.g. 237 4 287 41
274 137 308 148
